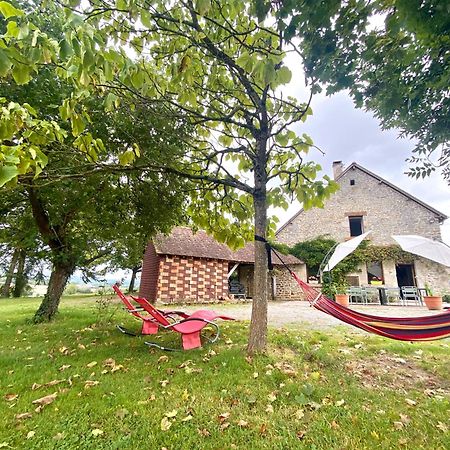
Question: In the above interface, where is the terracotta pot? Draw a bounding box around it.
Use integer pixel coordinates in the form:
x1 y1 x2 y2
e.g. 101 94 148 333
335 294 349 307
423 295 443 310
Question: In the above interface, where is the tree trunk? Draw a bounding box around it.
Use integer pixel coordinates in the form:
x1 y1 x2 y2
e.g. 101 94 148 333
33 261 74 323
1 248 20 298
128 266 140 293
13 249 27 298
247 129 269 354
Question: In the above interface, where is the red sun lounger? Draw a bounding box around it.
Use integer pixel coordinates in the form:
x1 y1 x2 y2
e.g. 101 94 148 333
132 296 235 351
113 284 189 336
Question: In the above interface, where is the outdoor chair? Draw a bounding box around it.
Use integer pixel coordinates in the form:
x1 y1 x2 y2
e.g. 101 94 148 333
132 296 235 350
400 286 422 306
347 287 368 305
113 284 189 336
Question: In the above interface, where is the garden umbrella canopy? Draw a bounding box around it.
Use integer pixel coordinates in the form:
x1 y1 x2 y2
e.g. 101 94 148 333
323 231 372 272
392 235 450 267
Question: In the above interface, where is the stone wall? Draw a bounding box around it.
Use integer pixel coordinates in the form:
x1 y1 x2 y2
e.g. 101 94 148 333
278 167 443 246
277 165 448 291
157 255 229 303
273 264 307 300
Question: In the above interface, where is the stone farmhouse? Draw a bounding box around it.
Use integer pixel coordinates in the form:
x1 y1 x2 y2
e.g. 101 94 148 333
139 226 303 303
277 161 450 294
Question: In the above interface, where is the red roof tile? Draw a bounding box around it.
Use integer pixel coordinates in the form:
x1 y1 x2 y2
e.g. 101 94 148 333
153 227 302 265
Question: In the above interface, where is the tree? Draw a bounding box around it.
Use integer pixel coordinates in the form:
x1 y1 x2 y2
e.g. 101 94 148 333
0 34 189 321
273 0 450 181
0 1 338 352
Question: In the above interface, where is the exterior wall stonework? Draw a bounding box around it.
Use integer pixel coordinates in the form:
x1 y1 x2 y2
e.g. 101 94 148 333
273 264 306 300
157 255 229 303
277 166 448 293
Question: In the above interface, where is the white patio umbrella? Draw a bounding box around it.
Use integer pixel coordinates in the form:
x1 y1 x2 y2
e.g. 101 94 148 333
392 235 450 267
323 230 372 272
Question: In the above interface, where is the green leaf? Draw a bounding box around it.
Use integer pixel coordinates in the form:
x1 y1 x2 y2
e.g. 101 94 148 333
118 149 135 166
196 0 211 15
277 66 292 85
140 10 152 28
0 49 12 76
0 1 24 19
6 20 19 38
0 164 19 187
59 39 73 59
12 64 32 85
82 48 95 68
263 60 276 85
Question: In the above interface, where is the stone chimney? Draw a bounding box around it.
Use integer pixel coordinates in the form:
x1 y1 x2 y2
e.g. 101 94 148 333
332 161 344 179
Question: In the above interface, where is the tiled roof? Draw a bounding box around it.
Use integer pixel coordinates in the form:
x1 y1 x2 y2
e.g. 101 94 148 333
153 227 303 265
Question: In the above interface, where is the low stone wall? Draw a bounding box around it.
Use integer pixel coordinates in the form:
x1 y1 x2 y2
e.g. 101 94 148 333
273 264 307 300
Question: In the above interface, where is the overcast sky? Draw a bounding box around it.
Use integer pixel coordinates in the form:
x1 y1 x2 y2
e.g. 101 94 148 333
274 56 450 244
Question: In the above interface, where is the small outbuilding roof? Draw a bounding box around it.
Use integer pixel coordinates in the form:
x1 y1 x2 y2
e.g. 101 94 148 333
153 227 302 265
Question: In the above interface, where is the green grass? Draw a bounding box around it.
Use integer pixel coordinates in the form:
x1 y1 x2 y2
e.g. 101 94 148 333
0 296 449 449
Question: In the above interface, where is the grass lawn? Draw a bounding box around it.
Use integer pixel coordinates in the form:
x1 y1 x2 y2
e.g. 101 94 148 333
0 296 449 449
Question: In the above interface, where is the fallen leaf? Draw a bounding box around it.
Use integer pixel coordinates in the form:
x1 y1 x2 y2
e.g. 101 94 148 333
265 404 274 413
15 412 32 420
26 431 35 439
267 393 277 403
405 398 417 406
164 409 178 418
32 393 57 407
335 399 345 407
91 429 103 437
197 428 210 437
330 420 340 429
53 433 65 440
296 430 306 440
111 365 124 373
393 421 404 430
78 344 86 350
59 365 71 371
86 361 97 368
4 394 18 402
181 415 193 422
45 379 65 387
253 372 259 379
31 383 42 390
115 408 129 419
220 422 230 431
160 417 172 431
158 355 169 363
103 358 116 367
436 422 448 433
237 419 249 428
218 412 230 423
0 443 10 448
84 380 99 388
295 409 304 420
399 414 410 425
259 423 267 435
159 380 169 387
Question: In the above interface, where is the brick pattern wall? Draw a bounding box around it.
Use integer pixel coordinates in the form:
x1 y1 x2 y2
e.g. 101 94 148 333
157 255 229 303
274 265 307 300
139 243 161 301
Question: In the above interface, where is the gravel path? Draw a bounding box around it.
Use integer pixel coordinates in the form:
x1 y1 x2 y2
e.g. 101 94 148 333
181 301 447 330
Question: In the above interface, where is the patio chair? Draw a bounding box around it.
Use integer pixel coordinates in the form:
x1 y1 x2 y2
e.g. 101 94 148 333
113 284 189 336
132 296 235 351
347 286 368 305
400 286 422 306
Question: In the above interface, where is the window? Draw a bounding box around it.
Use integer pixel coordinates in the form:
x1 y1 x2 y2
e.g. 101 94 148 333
350 179 355 186
349 216 363 236
367 261 384 284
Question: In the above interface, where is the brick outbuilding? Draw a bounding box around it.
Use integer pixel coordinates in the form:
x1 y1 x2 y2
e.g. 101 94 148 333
139 227 305 303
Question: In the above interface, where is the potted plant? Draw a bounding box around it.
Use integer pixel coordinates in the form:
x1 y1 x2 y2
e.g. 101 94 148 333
423 283 442 310
333 282 349 307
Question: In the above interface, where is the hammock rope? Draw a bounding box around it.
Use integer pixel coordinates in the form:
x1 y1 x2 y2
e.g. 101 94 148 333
268 242 450 342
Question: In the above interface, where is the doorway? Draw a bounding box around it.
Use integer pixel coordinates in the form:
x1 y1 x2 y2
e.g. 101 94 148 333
395 264 416 287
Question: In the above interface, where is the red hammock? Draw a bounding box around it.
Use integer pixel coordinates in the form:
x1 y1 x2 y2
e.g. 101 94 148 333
291 272 450 341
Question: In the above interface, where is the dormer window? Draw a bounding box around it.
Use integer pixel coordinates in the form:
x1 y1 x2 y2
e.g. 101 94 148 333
349 216 363 236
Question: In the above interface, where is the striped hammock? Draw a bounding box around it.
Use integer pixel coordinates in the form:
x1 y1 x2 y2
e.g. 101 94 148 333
291 272 450 341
